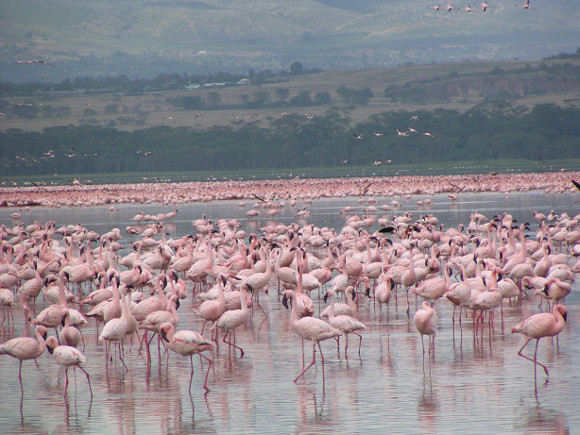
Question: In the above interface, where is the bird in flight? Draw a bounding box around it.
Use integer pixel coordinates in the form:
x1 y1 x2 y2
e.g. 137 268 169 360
423 132 435 138
353 133 364 139
395 128 409 137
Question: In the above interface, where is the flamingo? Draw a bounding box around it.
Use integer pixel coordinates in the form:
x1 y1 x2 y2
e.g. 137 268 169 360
511 304 567 378
45 336 92 397
99 285 132 369
159 322 214 393
58 311 83 348
30 277 69 335
195 274 226 335
373 275 393 322
414 301 438 357
0 325 48 385
282 289 342 383
321 285 357 318
212 285 251 357
325 289 366 359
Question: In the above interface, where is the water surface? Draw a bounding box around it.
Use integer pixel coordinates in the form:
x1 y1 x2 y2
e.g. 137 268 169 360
1 191 579 434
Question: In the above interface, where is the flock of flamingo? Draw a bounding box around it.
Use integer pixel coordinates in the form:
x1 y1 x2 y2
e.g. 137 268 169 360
0 171 578 398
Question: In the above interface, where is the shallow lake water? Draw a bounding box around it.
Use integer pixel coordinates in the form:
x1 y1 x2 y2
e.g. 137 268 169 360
1 191 579 434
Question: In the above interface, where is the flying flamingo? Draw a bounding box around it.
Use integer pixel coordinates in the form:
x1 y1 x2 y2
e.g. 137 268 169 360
45 336 92 397
282 289 342 383
159 322 215 393
0 325 48 387
510 304 567 378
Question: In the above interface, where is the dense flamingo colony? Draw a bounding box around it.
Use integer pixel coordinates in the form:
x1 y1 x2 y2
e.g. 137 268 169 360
0 171 578 395
1 171 578 208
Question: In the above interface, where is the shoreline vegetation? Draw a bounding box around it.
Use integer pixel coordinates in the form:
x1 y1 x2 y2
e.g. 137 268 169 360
1 171 578 209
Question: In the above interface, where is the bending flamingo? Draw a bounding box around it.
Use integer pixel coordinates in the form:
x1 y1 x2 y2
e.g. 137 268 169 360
159 322 214 393
510 304 567 378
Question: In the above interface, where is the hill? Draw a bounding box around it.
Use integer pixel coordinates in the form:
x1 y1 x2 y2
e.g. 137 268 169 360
1 58 579 133
1 0 579 82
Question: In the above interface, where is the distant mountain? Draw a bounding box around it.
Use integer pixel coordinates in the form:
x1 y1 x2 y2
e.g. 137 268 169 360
1 0 579 82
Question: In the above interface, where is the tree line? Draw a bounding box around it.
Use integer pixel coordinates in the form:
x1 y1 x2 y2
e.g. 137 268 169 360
1 101 578 177
0 62 320 97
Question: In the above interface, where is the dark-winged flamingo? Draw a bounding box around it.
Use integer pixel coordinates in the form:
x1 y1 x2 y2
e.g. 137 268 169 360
510 304 567 378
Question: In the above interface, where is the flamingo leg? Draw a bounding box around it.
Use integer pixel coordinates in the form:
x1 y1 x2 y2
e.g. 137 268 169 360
517 338 550 377
223 330 244 358
294 343 316 383
354 331 363 356
188 355 194 393
79 365 93 398
64 367 69 397
318 342 326 383
200 353 213 392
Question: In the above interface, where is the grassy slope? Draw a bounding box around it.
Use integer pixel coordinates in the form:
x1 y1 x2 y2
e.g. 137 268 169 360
1 58 579 133
1 0 578 60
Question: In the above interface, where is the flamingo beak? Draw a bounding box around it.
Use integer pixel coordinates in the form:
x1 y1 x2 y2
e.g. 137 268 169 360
282 294 289 309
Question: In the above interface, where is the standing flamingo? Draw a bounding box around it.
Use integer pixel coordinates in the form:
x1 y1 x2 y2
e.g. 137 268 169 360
0 325 48 386
195 274 226 336
159 322 215 393
282 289 342 383
325 289 366 359
211 285 251 357
414 301 438 357
45 336 92 397
510 304 568 378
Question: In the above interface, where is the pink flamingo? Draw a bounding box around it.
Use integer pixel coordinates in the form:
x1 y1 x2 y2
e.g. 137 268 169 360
282 289 342 383
195 274 226 336
159 322 215 393
325 289 366 359
211 285 251 357
99 285 132 369
0 325 48 386
414 301 438 357
511 304 568 378
45 336 92 397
